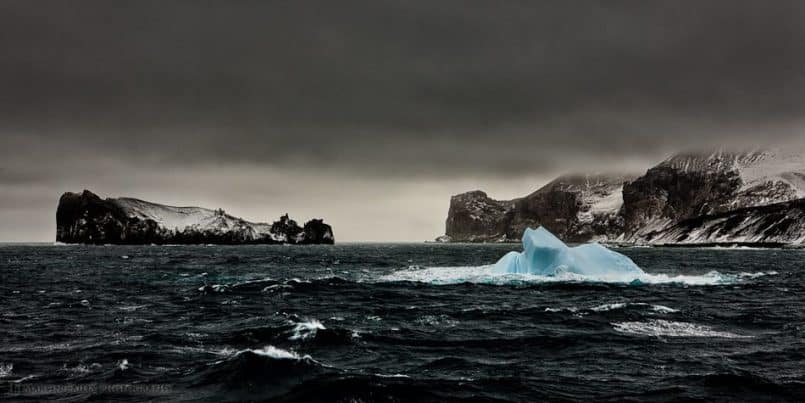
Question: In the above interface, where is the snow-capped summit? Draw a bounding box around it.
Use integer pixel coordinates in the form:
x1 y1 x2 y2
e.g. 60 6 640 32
655 148 805 209
623 148 805 244
442 148 805 246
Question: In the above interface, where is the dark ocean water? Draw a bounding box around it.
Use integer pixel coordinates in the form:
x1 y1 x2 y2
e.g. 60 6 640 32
1 243 804 402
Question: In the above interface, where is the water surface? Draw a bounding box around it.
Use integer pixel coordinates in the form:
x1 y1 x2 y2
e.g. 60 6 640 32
1 243 803 401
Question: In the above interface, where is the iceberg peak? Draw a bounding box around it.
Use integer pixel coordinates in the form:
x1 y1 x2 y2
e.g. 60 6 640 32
492 226 644 277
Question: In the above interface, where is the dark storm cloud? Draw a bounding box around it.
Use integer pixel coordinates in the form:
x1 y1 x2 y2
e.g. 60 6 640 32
2 0 805 181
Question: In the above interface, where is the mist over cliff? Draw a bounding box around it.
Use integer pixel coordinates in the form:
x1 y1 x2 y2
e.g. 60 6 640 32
441 150 805 246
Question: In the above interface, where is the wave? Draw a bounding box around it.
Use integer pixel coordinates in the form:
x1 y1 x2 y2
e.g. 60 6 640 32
377 265 766 286
197 277 279 294
612 320 752 338
417 356 518 372
195 276 352 296
589 302 679 313
220 318 357 347
288 319 326 341
204 344 323 372
195 345 329 396
235 345 310 361
668 372 805 399
415 314 459 328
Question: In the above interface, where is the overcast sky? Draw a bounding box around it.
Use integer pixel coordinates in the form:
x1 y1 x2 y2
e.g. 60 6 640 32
2 1 805 241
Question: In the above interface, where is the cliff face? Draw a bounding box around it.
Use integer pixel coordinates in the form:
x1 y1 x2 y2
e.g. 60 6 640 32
642 199 805 246
56 190 334 245
443 191 516 242
442 150 805 245
444 175 632 243
619 152 745 240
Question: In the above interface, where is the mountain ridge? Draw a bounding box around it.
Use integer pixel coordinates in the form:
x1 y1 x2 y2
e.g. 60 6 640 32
440 149 805 245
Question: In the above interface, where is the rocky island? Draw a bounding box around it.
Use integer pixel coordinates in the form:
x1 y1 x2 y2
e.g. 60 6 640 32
440 150 805 246
56 190 334 245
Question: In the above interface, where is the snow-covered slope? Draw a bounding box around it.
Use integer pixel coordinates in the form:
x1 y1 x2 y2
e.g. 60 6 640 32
620 149 805 243
56 190 334 245
654 149 805 209
731 149 805 207
115 197 273 238
441 148 805 245
644 199 805 245
541 174 630 226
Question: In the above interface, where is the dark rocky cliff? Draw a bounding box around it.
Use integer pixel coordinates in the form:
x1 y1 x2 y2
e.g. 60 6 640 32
56 190 334 245
441 150 805 245
443 175 631 243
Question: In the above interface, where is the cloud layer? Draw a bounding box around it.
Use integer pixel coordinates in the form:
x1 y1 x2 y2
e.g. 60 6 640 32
2 1 805 240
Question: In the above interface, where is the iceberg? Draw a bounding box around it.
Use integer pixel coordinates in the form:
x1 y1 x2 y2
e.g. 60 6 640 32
492 227 644 277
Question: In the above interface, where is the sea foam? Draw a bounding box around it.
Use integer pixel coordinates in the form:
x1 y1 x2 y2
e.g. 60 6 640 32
612 320 752 338
379 227 771 286
378 265 747 286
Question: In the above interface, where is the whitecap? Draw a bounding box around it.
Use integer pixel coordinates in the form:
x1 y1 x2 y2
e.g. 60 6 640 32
227 345 315 362
249 346 301 359
198 284 228 293
262 284 293 293
0 363 12 378
590 303 628 312
589 302 679 313
651 305 679 313
117 359 129 371
612 320 751 338
288 318 325 341
415 314 458 327
544 307 579 313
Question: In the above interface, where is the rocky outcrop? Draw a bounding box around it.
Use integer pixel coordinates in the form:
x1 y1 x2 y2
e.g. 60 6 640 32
444 191 516 242
444 175 633 243
56 190 334 245
618 151 804 241
441 149 805 245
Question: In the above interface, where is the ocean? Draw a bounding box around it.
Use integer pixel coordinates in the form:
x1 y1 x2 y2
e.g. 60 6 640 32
1 243 804 402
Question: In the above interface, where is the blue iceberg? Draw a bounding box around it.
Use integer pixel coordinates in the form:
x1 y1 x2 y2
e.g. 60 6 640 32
492 227 644 277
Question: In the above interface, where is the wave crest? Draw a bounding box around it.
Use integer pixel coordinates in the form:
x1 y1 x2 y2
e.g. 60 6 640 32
612 320 752 338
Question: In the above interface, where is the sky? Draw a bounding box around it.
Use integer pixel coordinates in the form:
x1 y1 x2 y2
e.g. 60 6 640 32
2 1 805 241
